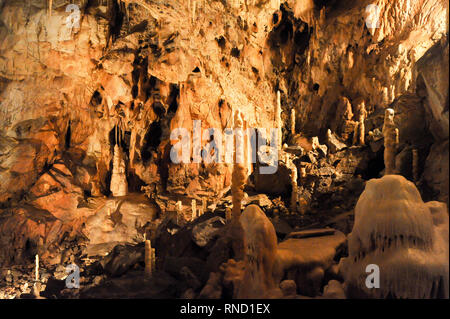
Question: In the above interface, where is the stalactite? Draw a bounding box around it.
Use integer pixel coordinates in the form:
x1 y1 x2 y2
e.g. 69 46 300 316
48 0 52 17
129 128 136 168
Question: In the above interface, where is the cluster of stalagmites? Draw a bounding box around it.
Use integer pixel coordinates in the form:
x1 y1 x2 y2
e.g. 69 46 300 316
215 101 447 299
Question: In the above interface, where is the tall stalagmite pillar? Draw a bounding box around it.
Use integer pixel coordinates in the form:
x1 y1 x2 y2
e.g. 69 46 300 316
144 240 153 276
231 110 247 222
110 144 128 197
382 108 399 175
275 90 283 150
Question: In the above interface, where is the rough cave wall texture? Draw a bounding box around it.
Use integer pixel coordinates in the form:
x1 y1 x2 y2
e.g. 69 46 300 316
0 0 448 263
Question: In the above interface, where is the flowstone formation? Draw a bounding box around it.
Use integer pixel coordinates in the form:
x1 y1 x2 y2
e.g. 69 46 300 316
341 175 449 299
236 205 279 299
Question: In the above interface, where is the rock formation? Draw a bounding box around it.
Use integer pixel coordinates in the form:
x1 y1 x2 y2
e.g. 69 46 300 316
382 108 399 175
341 175 449 298
110 144 128 197
290 108 296 137
236 205 279 299
231 110 247 222
352 100 367 146
275 90 283 150
0 0 447 301
144 239 153 276
288 158 298 213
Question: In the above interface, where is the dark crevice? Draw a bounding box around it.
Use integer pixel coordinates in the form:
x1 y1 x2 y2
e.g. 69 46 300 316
168 84 179 114
141 121 163 162
359 149 384 180
65 120 72 149
231 47 240 58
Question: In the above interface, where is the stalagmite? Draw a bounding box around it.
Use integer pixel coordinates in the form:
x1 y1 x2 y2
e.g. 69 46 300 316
289 161 298 213
231 110 247 222
340 175 449 299
35 254 39 282
382 108 399 175
191 199 197 221
110 144 128 196
91 172 103 197
412 148 419 183
201 197 207 213
352 100 367 146
225 208 232 222
151 247 156 272
198 207 204 217
144 240 153 276
275 90 283 150
298 166 307 214
236 205 279 298
176 201 182 224
290 108 296 136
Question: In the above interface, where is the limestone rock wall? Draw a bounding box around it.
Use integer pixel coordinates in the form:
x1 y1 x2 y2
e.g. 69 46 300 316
0 0 448 222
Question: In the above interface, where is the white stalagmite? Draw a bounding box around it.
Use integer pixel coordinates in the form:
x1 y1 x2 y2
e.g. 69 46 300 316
352 101 367 146
275 90 282 150
35 254 39 282
340 175 449 299
110 144 128 196
231 110 247 222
